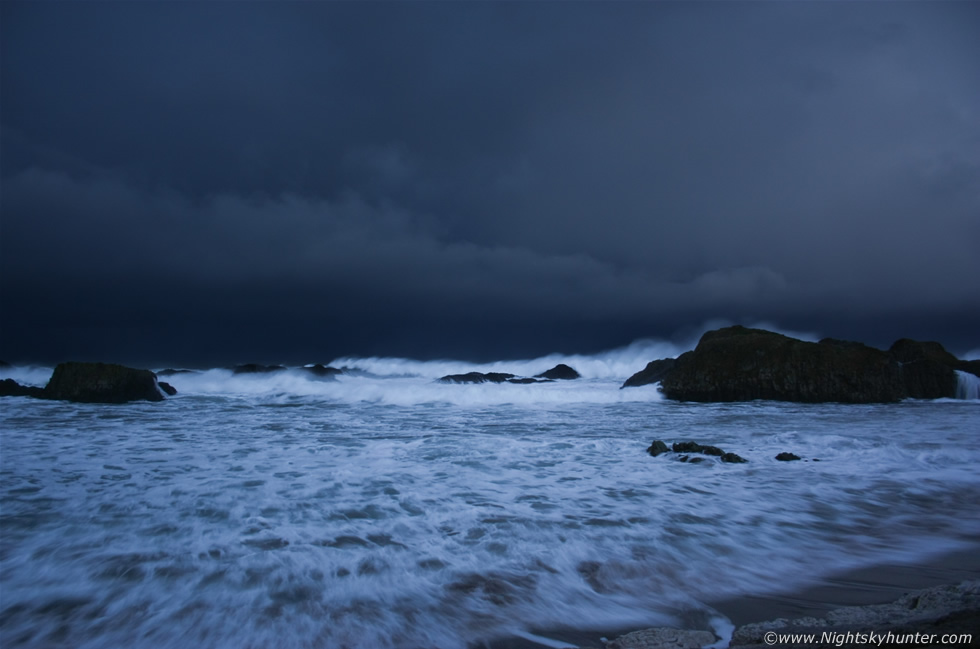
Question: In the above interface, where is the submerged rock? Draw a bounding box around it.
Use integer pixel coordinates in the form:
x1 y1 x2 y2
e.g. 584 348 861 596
720 452 747 464
776 452 801 461
534 364 581 380
44 362 165 403
650 440 749 464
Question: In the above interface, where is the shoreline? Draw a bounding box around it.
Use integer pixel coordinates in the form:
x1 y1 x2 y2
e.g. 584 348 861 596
709 541 980 628
487 542 980 649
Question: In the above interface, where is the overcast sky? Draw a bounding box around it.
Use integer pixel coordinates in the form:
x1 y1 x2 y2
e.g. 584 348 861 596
2 2 978 366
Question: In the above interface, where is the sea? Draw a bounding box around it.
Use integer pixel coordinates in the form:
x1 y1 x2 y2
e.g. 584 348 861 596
1 340 979 649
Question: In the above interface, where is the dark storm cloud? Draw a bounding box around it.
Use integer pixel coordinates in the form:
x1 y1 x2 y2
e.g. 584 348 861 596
2 2 978 364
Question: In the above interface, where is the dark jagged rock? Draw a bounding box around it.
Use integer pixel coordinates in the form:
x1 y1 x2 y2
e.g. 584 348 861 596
44 362 165 403
302 364 342 379
700 445 725 456
776 452 801 461
622 358 676 388
534 364 581 380
438 372 515 384
646 440 670 457
0 378 47 399
158 381 178 396
232 363 287 374
660 326 906 403
720 452 747 463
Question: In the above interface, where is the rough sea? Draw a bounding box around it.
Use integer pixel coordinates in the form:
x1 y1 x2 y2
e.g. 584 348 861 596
2 341 979 649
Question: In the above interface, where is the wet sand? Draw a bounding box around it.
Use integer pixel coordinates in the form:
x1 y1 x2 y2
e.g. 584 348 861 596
710 542 980 627
486 542 980 649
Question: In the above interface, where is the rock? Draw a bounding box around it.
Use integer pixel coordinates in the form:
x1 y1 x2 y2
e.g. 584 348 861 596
776 452 801 461
0 378 47 399
534 363 581 380
232 363 287 374
732 580 980 647
43 362 165 403
438 372 515 384
647 440 670 457
887 339 959 399
721 452 747 463
700 445 725 456
957 359 980 378
622 358 677 388
157 368 196 376
672 441 703 453
158 381 178 396
301 364 342 378
507 377 550 384
660 326 906 403
606 627 718 649
678 455 705 463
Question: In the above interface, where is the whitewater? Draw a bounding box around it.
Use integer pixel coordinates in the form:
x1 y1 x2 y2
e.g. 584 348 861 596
1 342 979 649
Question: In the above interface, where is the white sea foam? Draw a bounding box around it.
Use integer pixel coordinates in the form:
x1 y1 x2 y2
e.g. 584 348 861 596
955 370 980 400
0 364 54 387
329 337 685 381
2 388 979 649
3 336 980 649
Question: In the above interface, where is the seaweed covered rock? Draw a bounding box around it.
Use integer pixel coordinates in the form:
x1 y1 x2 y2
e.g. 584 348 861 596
44 362 165 403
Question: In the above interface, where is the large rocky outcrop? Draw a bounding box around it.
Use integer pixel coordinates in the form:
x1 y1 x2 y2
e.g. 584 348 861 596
658 327 905 403
43 362 166 403
888 339 959 399
2 364 170 403
622 327 975 403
